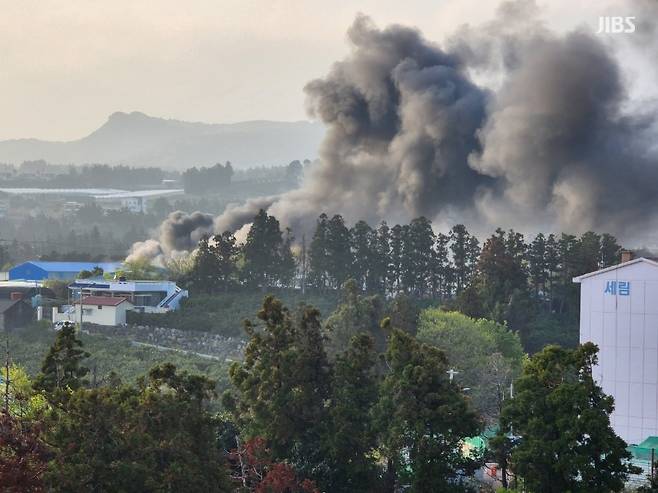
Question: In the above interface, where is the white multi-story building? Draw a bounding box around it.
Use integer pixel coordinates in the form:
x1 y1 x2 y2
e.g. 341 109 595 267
68 278 188 312
51 279 188 327
574 256 658 445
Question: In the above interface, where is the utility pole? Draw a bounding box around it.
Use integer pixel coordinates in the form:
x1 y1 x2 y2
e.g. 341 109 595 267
78 286 84 331
300 234 307 295
4 334 10 414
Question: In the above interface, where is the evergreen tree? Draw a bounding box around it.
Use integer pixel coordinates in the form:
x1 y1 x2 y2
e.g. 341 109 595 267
476 228 528 320
554 233 580 314
544 233 560 308
433 232 453 299
399 224 414 294
377 329 480 492
308 213 330 289
373 221 391 294
324 279 386 355
33 322 89 396
46 364 232 492
325 215 353 289
450 224 478 294
528 233 548 296
386 294 420 336
579 231 602 274
600 233 621 267
502 343 639 493
388 224 404 294
226 296 332 483
278 227 297 288
189 234 222 293
213 231 239 292
405 217 435 298
325 334 379 493
487 430 515 489
350 220 375 291
242 209 285 288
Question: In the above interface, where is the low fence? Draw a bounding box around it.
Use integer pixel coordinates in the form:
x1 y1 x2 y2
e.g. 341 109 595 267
626 446 655 489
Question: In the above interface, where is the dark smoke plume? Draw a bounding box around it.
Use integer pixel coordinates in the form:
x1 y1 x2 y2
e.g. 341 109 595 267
214 196 278 233
130 1 658 261
470 29 658 233
127 210 214 263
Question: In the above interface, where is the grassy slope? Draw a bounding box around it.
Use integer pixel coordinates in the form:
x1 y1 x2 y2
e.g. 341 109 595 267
6 323 231 396
128 289 341 338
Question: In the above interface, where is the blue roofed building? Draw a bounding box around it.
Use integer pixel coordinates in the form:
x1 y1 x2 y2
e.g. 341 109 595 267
8 261 123 281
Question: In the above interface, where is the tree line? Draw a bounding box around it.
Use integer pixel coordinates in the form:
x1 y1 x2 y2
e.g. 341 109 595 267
184 209 623 352
189 210 621 300
0 161 167 189
182 162 234 194
1 298 645 492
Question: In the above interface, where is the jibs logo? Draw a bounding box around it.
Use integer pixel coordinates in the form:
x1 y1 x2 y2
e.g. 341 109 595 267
596 16 636 34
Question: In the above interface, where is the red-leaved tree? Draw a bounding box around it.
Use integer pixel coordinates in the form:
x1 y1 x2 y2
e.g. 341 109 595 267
230 437 318 493
0 412 50 492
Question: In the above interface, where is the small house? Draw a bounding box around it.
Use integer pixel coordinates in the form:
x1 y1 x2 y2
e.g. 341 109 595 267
0 299 34 330
57 296 134 326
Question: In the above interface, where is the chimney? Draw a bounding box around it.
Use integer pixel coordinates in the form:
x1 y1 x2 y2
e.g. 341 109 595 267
621 249 634 263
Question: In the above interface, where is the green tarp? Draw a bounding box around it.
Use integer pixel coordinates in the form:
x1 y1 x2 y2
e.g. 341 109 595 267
628 436 658 461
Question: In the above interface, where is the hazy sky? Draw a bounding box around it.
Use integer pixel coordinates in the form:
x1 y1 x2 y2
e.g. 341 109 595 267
0 0 640 140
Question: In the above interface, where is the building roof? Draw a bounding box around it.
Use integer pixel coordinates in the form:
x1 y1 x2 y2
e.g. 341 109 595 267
76 296 131 307
0 299 26 313
12 261 123 273
0 285 55 298
93 189 184 199
572 257 658 283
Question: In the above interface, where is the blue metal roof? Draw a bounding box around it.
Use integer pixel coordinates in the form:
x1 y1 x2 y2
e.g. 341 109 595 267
14 261 123 273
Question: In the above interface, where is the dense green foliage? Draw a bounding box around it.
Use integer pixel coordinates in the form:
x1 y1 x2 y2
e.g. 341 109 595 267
2 292 640 492
44 364 232 492
33 323 90 396
226 296 332 482
225 296 482 492
6 322 231 399
180 210 621 353
377 329 481 492
501 343 638 492
325 334 380 492
417 310 524 422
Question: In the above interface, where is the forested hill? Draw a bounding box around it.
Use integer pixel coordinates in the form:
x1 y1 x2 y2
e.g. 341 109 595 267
0 112 324 169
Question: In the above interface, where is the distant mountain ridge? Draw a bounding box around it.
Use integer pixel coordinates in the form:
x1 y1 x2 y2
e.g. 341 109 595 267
0 112 325 170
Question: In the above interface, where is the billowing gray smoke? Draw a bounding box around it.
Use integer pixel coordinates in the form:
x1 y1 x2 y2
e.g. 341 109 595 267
130 1 658 261
127 210 214 264
270 14 491 230
470 32 658 233
214 196 278 233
